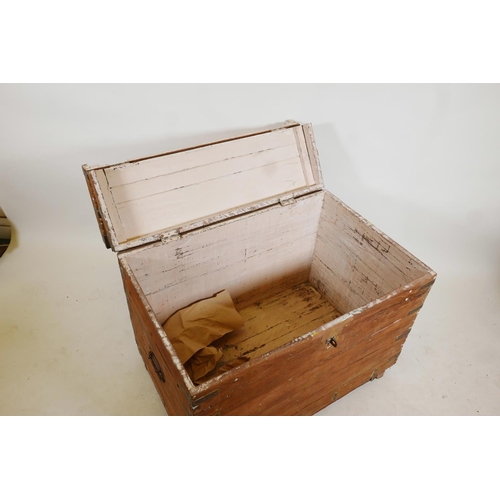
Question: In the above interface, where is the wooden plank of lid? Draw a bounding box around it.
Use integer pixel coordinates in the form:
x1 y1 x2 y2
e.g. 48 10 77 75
85 122 322 252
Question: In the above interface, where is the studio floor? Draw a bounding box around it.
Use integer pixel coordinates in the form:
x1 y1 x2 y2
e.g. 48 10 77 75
1 238 498 416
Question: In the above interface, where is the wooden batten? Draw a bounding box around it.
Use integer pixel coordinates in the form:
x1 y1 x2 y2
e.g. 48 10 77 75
83 122 323 252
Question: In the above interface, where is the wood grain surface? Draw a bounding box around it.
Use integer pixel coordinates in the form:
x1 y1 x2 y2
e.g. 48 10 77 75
213 281 342 365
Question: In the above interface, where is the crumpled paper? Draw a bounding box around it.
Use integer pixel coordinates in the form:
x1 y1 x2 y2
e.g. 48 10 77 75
185 346 222 382
162 290 244 383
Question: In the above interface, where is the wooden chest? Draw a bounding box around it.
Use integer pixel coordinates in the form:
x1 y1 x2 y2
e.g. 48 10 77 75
83 121 436 416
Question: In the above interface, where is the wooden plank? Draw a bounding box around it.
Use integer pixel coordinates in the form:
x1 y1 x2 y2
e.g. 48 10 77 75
87 169 121 250
122 192 324 324
293 126 315 185
109 144 301 203
82 166 111 248
302 123 324 187
83 120 300 172
106 129 299 187
94 169 128 245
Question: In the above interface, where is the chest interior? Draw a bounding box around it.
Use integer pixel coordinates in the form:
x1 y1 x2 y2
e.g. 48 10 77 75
119 189 428 374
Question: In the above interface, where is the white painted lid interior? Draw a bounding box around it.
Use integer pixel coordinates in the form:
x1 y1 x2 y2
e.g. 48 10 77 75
87 122 323 252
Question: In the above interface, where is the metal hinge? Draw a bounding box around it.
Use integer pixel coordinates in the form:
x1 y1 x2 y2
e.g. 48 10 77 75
160 229 181 242
279 195 296 206
148 351 165 383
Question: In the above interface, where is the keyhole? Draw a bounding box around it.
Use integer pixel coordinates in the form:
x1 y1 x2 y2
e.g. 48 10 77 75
327 337 338 348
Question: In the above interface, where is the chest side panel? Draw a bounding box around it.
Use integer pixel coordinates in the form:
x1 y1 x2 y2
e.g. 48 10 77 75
310 191 432 314
120 260 194 415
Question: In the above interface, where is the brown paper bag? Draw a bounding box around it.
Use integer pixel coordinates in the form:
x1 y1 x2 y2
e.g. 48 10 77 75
185 346 223 382
162 290 244 383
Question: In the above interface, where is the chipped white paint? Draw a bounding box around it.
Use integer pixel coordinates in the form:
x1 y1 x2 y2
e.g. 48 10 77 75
325 193 433 275
82 121 301 172
88 169 121 250
302 123 324 187
309 191 433 313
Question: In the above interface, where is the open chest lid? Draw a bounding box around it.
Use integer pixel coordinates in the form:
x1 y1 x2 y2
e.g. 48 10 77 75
83 121 323 252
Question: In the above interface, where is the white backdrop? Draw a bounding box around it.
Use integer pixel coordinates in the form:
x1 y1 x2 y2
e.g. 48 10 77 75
1 84 499 415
